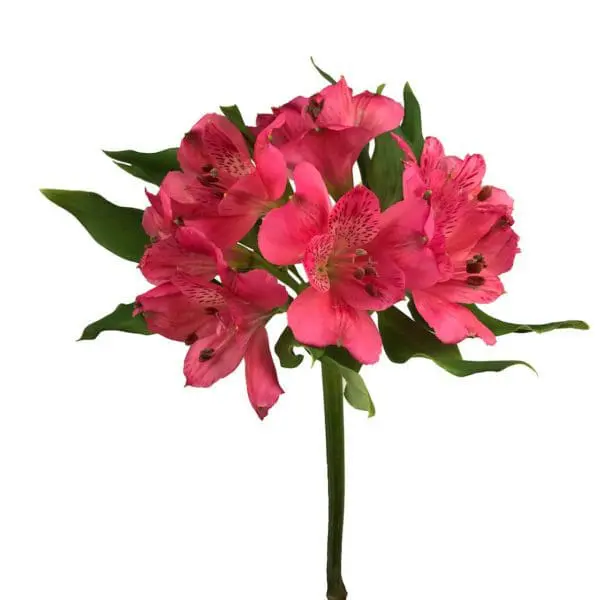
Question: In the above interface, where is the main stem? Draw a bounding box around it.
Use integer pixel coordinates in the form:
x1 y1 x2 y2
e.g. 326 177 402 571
321 361 348 600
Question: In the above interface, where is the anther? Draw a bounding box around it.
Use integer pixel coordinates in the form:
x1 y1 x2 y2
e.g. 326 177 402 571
466 254 486 274
204 307 219 315
423 189 433 202
355 248 368 256
364 265 378 277
173 217 184 226
202 164 214 173
307 97 324 120
199 348 215 361
477 185 493 201
353 268 365 280
185 333 198 346
365 283 379 297
466 275 485 287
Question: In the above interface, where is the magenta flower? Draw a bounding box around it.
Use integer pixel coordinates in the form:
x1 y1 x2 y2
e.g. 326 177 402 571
253 78 404 196
142 113 288 249
137 268 287 419
395 135 520 344
259 162 440 364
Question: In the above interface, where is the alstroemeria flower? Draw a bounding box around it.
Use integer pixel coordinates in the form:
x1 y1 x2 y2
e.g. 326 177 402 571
258 163 440 364
394 135 520 344
142 113 287 249
253 78 404 196
136 269 287 419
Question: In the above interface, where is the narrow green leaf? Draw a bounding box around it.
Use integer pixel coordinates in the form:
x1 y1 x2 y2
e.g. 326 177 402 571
275 327 305 368
220 105 255 147
323 346 362 372
366 132 405 208
376 83 386 95
400 83 424 160
103 148 179 186
468 305 589 336
79 303 152 340
310 57 336 84
378 306 535 377
322 357 375 417
41 189 148 262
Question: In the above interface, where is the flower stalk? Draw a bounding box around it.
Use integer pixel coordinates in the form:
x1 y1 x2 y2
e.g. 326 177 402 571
321 360 348 600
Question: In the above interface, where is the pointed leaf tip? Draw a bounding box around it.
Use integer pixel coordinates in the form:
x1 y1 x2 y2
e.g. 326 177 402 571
103 148 179 186
78 302 153 341
40 189 147 262
310 57 336 84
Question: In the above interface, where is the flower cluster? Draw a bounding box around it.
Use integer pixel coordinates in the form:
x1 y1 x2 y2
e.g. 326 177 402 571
135 78 519 418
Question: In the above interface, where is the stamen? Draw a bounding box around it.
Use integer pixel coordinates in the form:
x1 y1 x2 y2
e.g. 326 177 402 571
423 189 433 202
477 185 493 201
199 348 215 361
364 265 378 277
466 275 485 287
185 333 198 346
202 164 214 173
365 283 380 297
173 217 184 226
212 191 224 199
204 307 219 315
466 254 487 274
355 248 368 256
307 97 324 120
209 168 219 178
150 236 159 243
353 267 366 280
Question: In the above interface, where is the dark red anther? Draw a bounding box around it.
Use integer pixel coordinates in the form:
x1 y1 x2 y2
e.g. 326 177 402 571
199 348 215 361
477 185 493 201
185 333 198 346
204 307 219 315
466 275 485 287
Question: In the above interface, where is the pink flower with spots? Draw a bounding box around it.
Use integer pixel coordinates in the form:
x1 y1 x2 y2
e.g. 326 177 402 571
252 78 404 197
394 135 520 344
142 113 287 249
136 268 288 419
258 162 441 364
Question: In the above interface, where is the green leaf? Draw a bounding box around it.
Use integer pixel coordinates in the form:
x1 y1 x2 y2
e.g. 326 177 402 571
103 148 179 186
321 357 375 417
366 131 405 208
378 306 535 377
220 105 255 148
323 346 362 372
41 189 148 262
310 56 336 84
468 305 589 336
376 83 386 95
275 327 305 368
399 83 424 160
79 303 152 340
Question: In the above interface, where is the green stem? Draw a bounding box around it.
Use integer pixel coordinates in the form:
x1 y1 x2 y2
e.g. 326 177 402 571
321 361 348 600
249 252 302 293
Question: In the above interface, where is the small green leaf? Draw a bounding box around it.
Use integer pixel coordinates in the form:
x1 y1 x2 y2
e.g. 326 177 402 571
323 346 362 372
321 357 375 417
376 83 386 95
310 57 336 84
399 82 424 160
274 327 305 368
220 105 255 147
41 189 148 262
103 148 179 186
378 306 535 377
468 305 589 336
79 303 152 340
366 131 405 208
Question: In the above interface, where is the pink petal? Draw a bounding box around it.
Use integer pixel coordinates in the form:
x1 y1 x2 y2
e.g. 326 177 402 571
420 137 446 175
314 78 355 129
258 162 331 265
254 113 288 200
287 288 382 365
453 154 486 194
413 290 496 345
304 233 335 292
160 171 221 220
328 185 381 249
222 269 289 313
473 226 520 276
353 91 404 136
184 212 258 249
431 275 505 304
184 327 251 387
334 266 405 311
244 327 284 419
171 273 228 310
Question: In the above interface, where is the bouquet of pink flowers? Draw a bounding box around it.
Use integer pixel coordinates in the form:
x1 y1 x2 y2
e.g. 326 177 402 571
42 60 588 600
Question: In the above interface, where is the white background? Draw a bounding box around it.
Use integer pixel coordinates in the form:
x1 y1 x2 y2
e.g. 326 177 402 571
1 1 599 598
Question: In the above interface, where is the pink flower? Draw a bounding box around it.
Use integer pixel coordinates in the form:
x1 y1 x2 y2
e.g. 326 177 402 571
394 135 520 344
136 269 288 419
143 113 287 249
253 78 404 197
258 163 440 364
